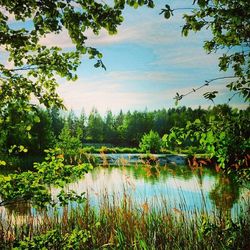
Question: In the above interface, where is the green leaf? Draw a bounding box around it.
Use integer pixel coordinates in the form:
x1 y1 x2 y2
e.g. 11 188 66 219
219 131 226 140
34 116 40 123
194 119 201 124
206 131 214 143
164 11 171 19
26 125 32 131
0 160 6 166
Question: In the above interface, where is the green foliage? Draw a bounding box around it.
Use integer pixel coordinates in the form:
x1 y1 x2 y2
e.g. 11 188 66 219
162 0 250 102
48 107 64 138
0 170 52 208
103 110 118 144
198 216 248 250
120 111 154 146
0 148 92 207
1 105 214 169
163 106 249 178
12 228 92 250
56 122 82 159
34 148 91 186
139 130 162 153
0 1 156 145
2 105 246 159
57 190 86 206
0 105 55 162
86 108 105 142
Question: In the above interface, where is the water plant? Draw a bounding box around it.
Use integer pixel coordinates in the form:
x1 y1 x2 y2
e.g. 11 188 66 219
0 191 249 250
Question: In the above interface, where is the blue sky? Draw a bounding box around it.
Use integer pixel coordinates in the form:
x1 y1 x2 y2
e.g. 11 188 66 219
1 1 247 115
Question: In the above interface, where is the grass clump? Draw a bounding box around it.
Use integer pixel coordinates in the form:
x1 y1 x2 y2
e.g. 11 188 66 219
0 193 249 250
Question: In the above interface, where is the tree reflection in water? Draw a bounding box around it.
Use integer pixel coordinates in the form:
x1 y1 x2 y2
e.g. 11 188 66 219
209 174 240 225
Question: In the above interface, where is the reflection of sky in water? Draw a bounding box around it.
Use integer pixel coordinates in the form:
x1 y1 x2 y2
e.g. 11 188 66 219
60 166 241 213
1 166 248 223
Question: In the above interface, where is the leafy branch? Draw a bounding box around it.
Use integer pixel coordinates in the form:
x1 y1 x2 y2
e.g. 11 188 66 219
174 76 239 105
0 149 92 208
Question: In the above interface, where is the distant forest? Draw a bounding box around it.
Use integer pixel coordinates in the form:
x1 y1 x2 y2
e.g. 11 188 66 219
1 104 248 157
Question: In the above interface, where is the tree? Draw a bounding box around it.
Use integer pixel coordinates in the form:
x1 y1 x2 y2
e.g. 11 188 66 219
26 108 55 154
161 0 249 103
152 109 169 136
103 110 117 144
139 130 162 153
77 109 87 142
86 108 104 142
164 108 249 174
159 1 250 180
56 121 82 162
121 111 154 146
48 106 64 138
67 110 79 137
114 110 125 145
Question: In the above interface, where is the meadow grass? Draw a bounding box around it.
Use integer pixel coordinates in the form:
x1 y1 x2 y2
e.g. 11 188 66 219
0 191 249 250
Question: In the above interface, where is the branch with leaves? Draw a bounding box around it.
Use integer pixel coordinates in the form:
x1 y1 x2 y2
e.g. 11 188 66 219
174 76 241 105
0 148 92 208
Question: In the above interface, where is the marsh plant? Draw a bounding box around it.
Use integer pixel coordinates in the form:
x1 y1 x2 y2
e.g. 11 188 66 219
0 192 249 250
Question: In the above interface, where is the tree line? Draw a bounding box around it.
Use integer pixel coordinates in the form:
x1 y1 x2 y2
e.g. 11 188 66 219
0 104 248 157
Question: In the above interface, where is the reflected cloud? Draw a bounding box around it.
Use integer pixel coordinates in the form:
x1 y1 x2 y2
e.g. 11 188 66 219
57 165 219 212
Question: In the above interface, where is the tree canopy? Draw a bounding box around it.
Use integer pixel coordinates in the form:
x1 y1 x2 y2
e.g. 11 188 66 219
0 0 152 112
0 0 249 111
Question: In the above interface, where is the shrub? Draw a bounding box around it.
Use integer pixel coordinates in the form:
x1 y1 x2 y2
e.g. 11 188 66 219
139 130 162 154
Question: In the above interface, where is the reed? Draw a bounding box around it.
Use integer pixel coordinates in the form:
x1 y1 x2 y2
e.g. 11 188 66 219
0 191 249 249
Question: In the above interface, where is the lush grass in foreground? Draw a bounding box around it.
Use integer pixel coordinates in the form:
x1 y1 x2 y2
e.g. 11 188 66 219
0 193 249 250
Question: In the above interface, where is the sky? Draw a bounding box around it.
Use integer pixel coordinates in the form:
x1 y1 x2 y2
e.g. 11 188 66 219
1 1 247 116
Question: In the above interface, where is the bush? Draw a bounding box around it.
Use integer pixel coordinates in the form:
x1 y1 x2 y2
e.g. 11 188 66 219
139 130 162 153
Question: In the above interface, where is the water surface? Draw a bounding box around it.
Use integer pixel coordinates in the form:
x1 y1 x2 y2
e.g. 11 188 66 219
63 164 246 215
1 163 248 220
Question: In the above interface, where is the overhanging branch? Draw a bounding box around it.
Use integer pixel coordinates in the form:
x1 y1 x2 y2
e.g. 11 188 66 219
174 75 239 104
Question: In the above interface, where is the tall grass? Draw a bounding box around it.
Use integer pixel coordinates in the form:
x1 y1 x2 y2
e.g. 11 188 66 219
0 192 249 249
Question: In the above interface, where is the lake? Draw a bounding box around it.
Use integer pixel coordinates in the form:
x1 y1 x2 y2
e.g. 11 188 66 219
60 163 247 216
1 163 249 249
0 159 248 219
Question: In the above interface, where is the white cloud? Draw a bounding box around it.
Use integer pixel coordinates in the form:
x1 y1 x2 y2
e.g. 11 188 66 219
0 6 16 21
105 70 188 83
57 81 151 115
39 29 74 48
151 42 221 70
56 66 244 115
84 8 193 48
56 72 196 115
38 19 179 49
38 6 186 48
